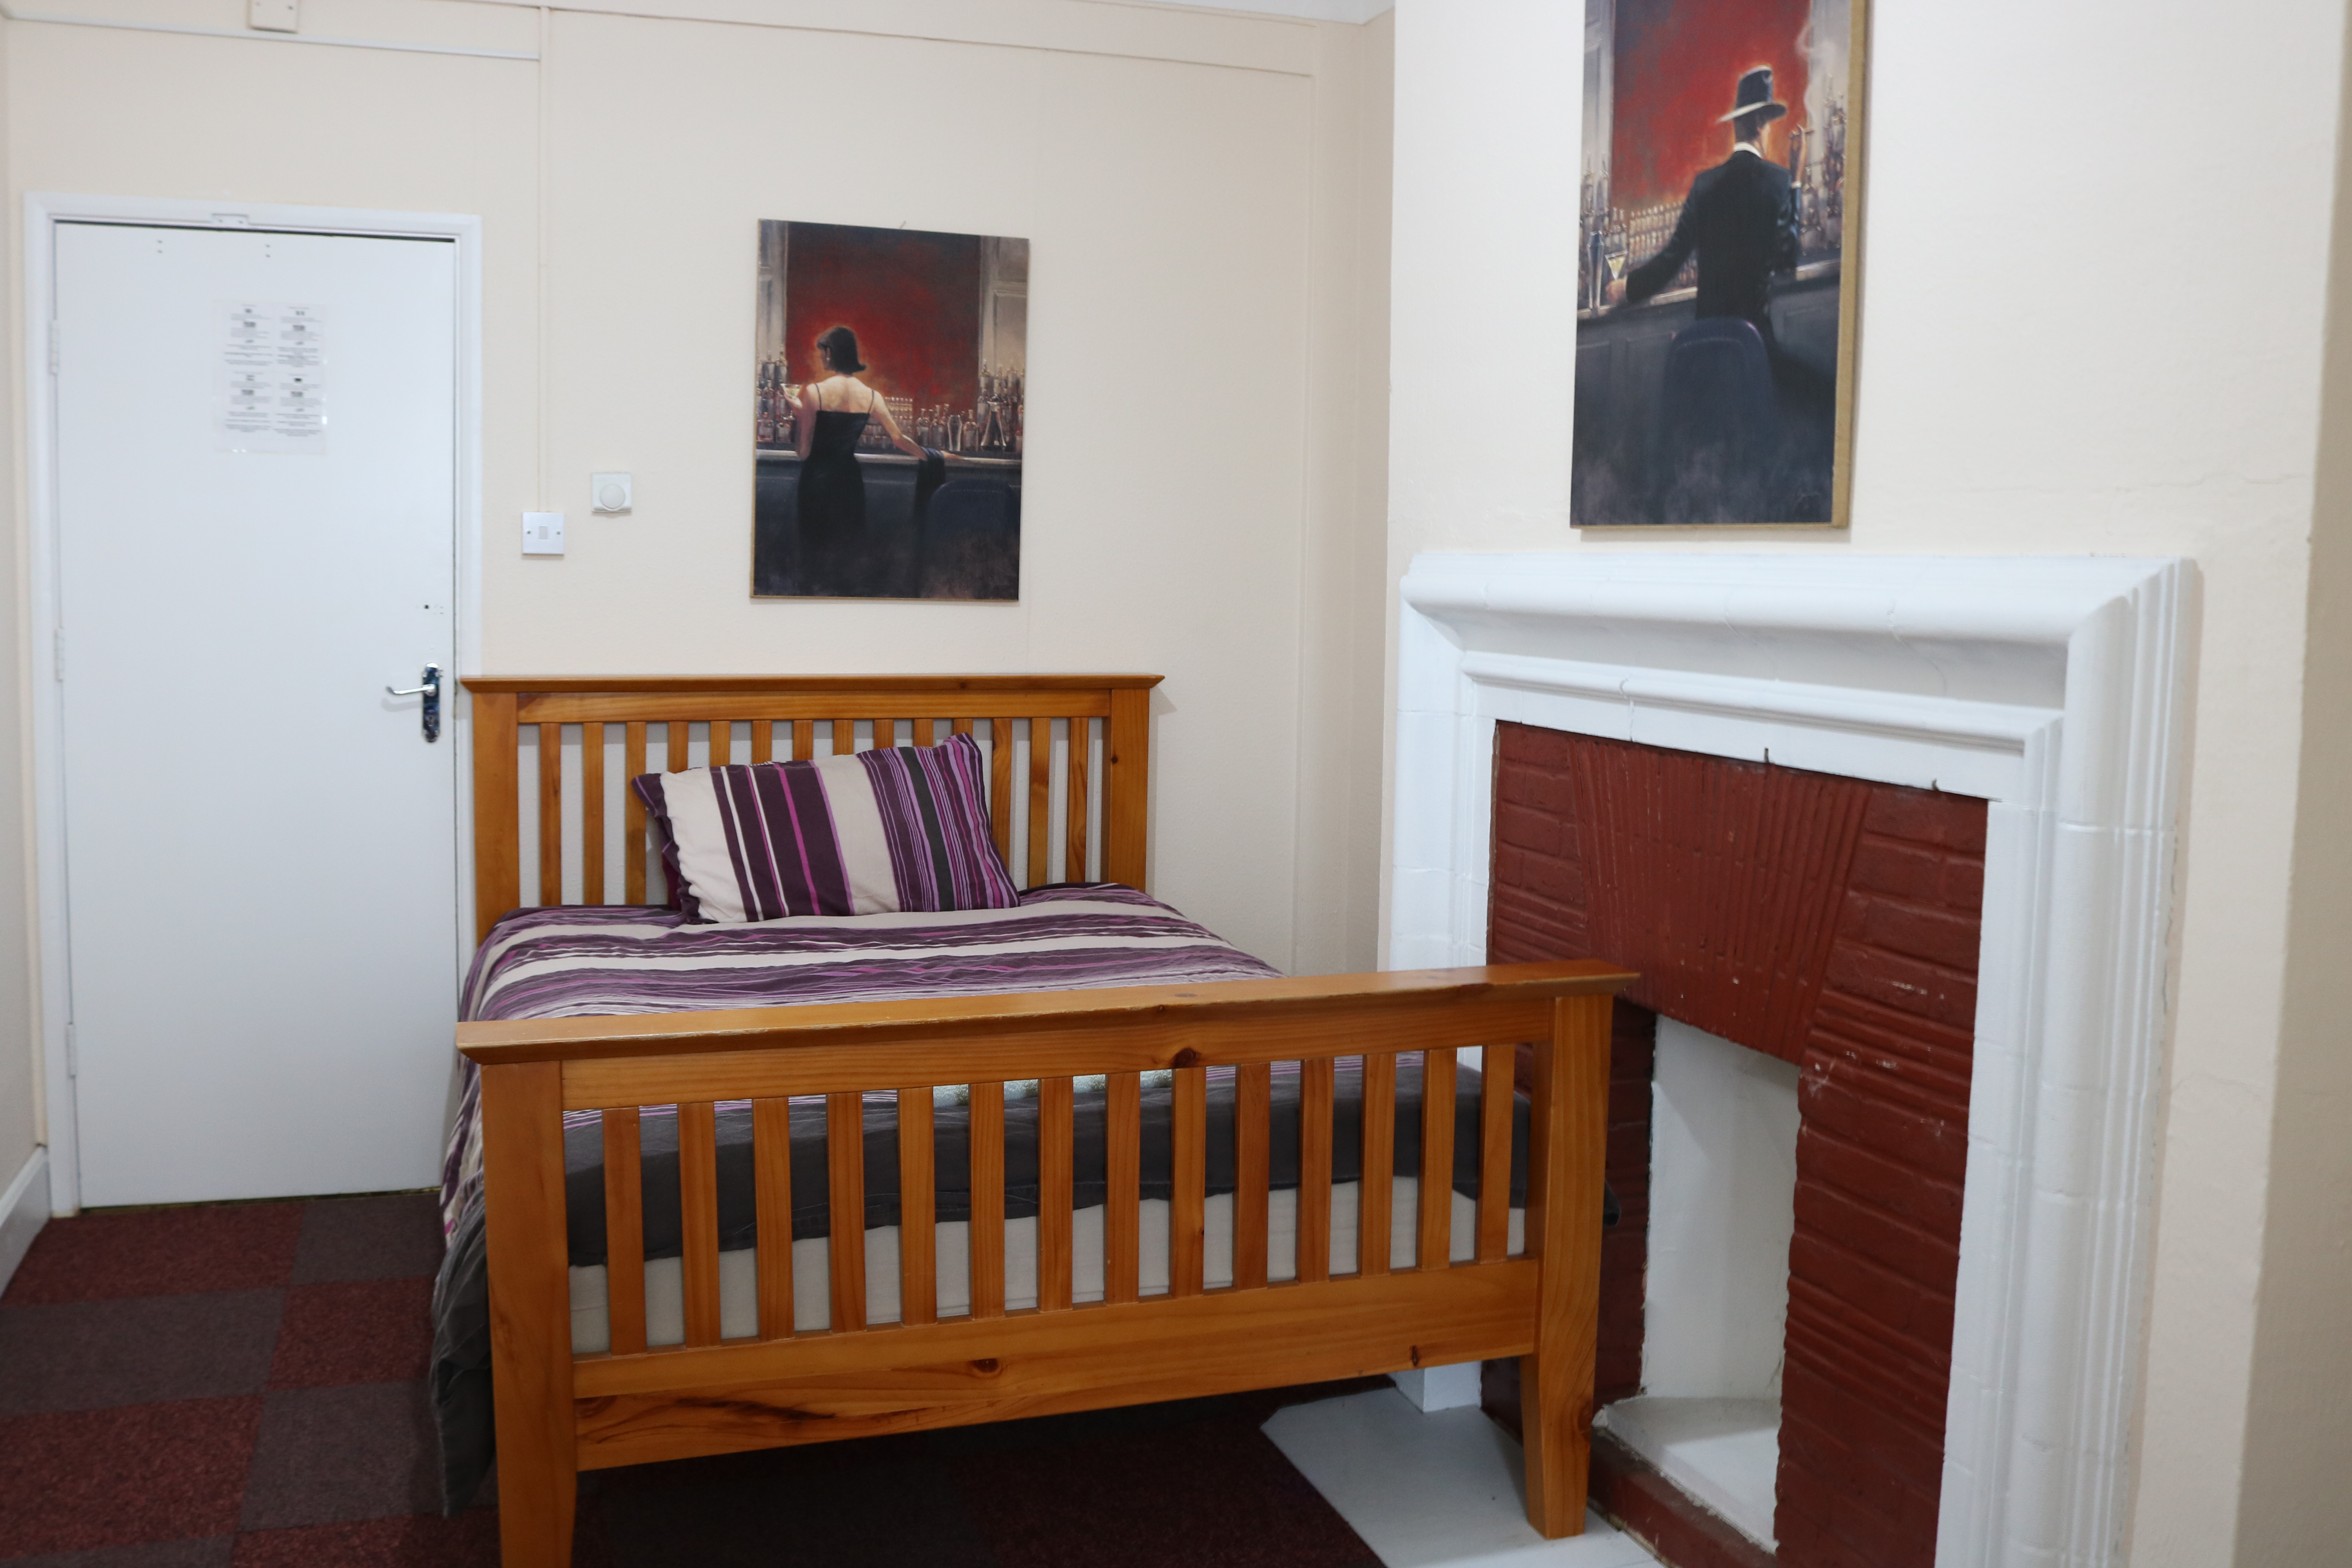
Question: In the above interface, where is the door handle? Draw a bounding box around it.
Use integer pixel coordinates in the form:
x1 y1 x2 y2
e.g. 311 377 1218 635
385 664 442 742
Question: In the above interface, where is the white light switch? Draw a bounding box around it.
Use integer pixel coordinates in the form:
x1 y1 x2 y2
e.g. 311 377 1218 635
248 0 298 32
523 511 565 556
592 472 633 514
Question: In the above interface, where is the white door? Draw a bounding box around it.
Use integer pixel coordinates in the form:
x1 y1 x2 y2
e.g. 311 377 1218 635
54 221 460 1206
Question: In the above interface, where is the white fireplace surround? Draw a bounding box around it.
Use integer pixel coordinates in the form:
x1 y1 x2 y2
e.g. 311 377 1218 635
1388 554 2189 1568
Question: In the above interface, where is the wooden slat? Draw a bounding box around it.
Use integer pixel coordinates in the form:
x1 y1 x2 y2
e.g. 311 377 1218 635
537 722 562 905
969 1082 1005 1319
1359 1052 1395 1278
470 691 521 938
667 719 690 773
679 1102 722 1347
793 717 814 762
573 1259 1539 1471
581 722 606 906
478 1062 577 1562
915 718 935 747
1038 1076 1074 1312
1234 1062 1270 1290
827 1093 866 1333
833 718 855 757
1419 1047 1456 1271
1297 1058 1333 1284
514 689 1116 723
709 719 731 766
876 719 897 749
601 1108 646 1355
1171 1065 1205 1298
624 722 647 906
1521 995 1611 1538
898 1088 936 1327
753 1097 793 1340
952 716 973 739
1106 1071 1141 1304
1027 716 1052 888
1105 686 1150 889
989 718 1014 865
753 719 774 764
1479 1044 1514 1263
1066 717 1091 882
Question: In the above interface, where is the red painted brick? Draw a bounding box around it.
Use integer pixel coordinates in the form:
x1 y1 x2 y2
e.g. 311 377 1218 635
1590 1430 1776 1568
1839 889 1985 973
1846 836 1951 904
1796 1123 1965 1234
1860 788 1987 855
1798 1071 1969 1181
1495 802 1567 856
1784 1313 1953 1435
1793 1182 1959 1290
1788 1235 1957 1356
1821 940 1978 1031
1779 1354 1947 1491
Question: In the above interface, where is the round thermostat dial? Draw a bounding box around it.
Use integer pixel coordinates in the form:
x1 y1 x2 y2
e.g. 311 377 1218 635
598 482 626 510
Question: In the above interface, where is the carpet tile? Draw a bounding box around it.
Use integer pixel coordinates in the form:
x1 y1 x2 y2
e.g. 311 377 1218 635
267 1281 431 1389
2 1208 301 1307
0 1399 264 1556
2 1192 1383 1566
0 1293 281 1415
8 1541 234 1567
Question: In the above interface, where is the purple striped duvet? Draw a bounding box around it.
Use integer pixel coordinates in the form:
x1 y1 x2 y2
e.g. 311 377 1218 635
440 886 1279 1234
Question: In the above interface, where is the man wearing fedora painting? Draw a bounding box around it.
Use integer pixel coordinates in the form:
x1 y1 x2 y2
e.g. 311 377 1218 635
1622 65 1800 339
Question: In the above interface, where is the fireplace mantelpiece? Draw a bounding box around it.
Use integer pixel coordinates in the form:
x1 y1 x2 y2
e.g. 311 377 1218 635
1390 555 2188 1568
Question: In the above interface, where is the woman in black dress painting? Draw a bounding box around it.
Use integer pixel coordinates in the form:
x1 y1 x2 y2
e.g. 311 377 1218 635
793 326 926 595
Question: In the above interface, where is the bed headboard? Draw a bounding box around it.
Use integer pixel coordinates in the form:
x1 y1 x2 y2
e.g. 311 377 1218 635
461 675 1162 940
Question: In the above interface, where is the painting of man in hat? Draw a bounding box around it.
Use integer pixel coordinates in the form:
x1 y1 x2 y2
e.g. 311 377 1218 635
1572 0 1864 527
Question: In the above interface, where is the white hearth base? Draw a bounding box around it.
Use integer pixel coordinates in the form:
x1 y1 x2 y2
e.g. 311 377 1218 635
1390 554 2188 1568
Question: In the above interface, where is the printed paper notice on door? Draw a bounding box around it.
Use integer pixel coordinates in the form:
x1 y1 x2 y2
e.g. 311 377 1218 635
216 302 328 454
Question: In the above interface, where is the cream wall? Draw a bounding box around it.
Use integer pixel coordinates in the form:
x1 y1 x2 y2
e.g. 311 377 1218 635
6 0 1393 1166
1386 0 2350 1560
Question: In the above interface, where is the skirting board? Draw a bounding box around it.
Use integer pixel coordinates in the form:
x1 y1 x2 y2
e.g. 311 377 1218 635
0 1147 50 1299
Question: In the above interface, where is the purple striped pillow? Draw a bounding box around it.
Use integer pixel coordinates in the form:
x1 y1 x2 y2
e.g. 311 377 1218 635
630 734 1018 922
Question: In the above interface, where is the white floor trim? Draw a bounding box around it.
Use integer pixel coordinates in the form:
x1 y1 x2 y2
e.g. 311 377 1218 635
1264 1388 1661 1567
0 1147 51 1298
1596 1396 1779 1550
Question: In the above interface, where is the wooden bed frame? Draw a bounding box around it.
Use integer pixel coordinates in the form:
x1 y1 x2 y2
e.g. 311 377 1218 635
457 675 1633 1567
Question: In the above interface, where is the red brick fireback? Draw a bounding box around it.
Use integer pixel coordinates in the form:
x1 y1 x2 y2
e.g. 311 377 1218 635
1485 725 1985 1568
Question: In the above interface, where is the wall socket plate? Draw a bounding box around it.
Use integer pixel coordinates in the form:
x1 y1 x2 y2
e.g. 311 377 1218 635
248 0 299 33
592 472 633 514
523 512 565 556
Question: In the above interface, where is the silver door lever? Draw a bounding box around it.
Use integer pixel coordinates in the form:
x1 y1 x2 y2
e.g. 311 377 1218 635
386 664 442 742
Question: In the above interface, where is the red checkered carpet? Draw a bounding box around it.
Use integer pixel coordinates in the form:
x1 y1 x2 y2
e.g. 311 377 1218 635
0 1193 1382 1566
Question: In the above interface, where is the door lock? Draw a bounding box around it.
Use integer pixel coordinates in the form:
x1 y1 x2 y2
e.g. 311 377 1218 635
385 664 442 742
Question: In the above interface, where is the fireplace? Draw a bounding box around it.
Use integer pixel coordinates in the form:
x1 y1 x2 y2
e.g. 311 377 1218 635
1390 555 2188 1568
1485 724 1986 1564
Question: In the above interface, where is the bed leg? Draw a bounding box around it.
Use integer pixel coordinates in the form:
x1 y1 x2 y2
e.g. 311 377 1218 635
1520 995 1611 1539
481 1062 580 1567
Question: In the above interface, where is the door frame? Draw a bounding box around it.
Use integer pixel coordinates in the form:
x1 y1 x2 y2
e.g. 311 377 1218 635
24 193 486 1214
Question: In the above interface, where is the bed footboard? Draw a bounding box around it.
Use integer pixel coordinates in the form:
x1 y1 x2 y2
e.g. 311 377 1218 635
465 962 1632 1567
